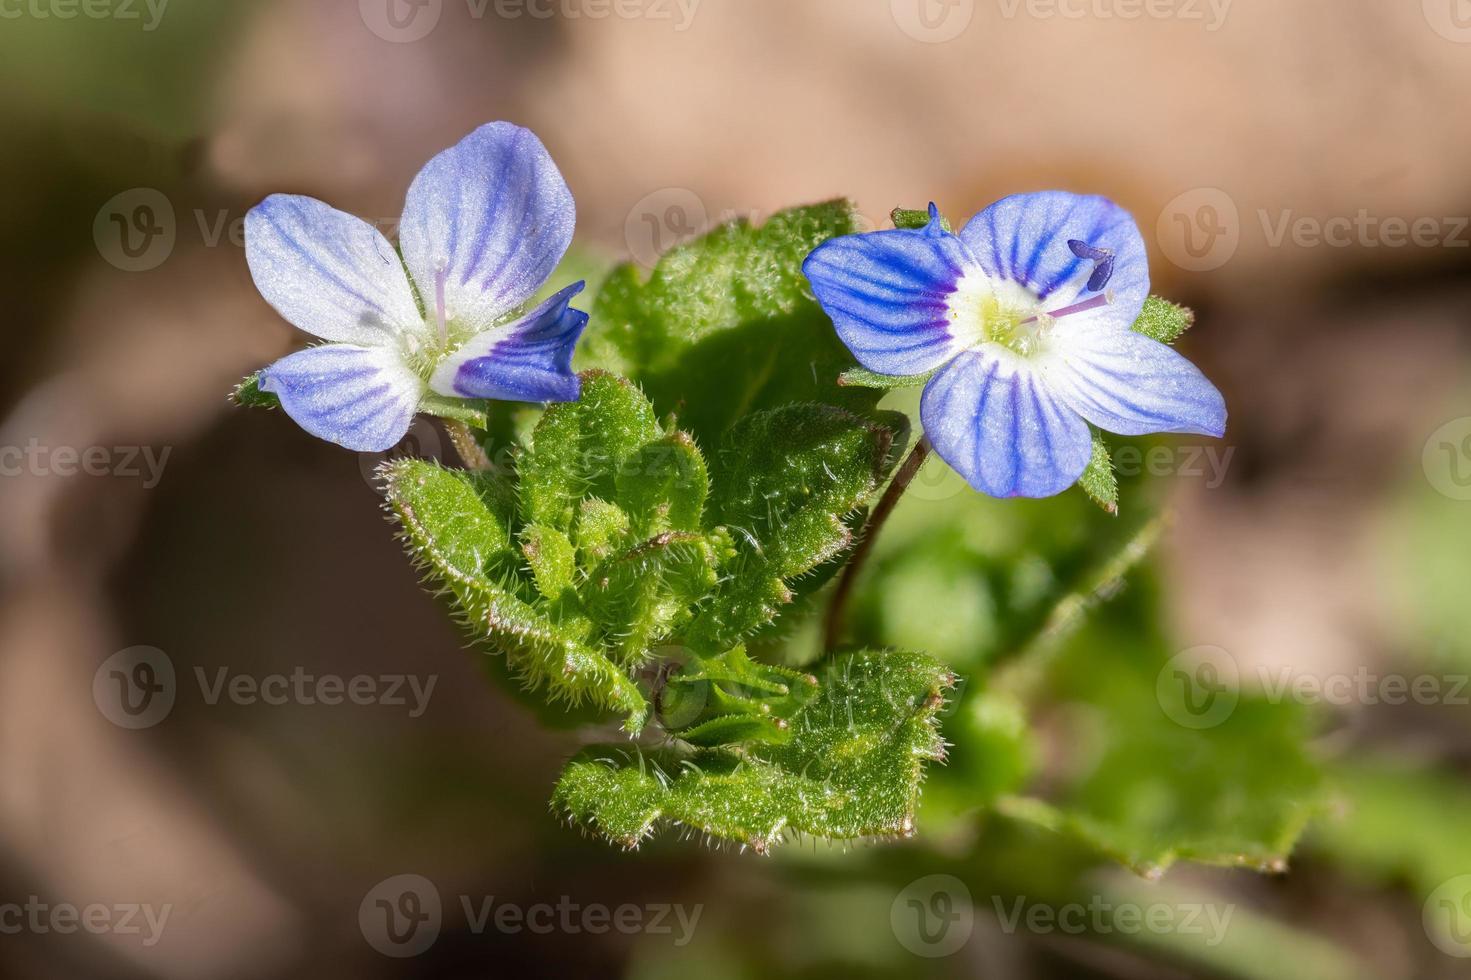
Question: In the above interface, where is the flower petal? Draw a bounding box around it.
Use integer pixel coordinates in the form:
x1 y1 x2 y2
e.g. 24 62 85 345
428 282 587 403
957 191 1148 327
245 194 422 345
398 122 575 332
1041 323 1227 437
803 208 975 376
921 348 1093 498
259 344 423 452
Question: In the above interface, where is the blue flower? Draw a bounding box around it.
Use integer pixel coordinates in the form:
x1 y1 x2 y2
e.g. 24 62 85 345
803 192 1227 498
246 122 586 452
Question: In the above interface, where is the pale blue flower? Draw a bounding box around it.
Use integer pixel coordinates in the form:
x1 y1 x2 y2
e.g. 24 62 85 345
804 193 1227 497
246 122 586 452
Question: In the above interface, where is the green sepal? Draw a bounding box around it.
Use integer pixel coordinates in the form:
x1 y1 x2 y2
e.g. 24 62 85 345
890 206 951 232
1132 295 1195 345
231 371 279 409
1077 431 1120 514
836 366 936 390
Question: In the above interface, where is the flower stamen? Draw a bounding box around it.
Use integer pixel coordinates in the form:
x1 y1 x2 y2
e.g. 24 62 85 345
433 258 449 342
1024 290 1113 324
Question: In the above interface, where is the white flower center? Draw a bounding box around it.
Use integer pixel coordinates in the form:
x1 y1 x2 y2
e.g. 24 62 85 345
947 268 1112 359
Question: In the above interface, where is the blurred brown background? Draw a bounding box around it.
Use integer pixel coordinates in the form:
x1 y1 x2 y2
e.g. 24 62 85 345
2 0 1470 977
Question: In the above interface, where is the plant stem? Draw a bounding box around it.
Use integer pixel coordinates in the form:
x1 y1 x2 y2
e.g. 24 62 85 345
443 419 492 471
823 436 931 653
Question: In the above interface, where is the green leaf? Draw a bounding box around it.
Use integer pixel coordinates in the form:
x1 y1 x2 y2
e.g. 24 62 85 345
1132 295 1195 344
1003 583 1323 876
381 457 649 732
709 403 896 579
687 404 898 649
577 200 882 447
553 649 953 850
519 371 660 530
1077 431 1119 514
998 698 1320 876
615 431 708 535
654 645 817 746
519 525 577 600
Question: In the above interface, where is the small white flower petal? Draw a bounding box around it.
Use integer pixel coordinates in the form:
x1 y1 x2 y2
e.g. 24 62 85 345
398 122 575 333
246 195 423 346
1041 323 1227 437
259 344 424 452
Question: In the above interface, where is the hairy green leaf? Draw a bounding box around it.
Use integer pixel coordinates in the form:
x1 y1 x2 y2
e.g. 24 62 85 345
381 457 648 732
554 649 953 850
577 200 882 446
